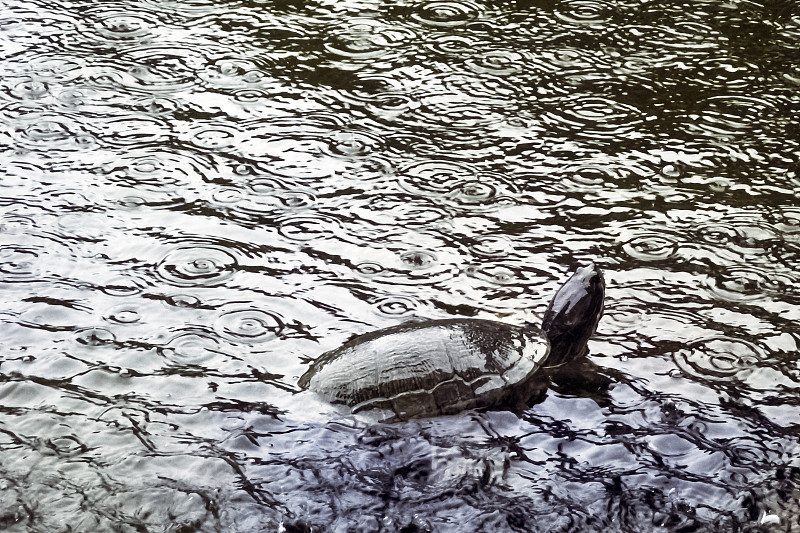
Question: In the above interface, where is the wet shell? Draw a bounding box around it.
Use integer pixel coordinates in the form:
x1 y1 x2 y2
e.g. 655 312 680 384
298 318 550 420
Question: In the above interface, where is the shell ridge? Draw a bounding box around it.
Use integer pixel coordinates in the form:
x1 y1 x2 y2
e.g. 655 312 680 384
498 331 524 386
439 326 467 412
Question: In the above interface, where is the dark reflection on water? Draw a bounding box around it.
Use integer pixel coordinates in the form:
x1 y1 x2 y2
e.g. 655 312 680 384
1 0 799 530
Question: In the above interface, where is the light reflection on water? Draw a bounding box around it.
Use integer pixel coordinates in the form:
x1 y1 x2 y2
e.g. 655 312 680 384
1 0 799 531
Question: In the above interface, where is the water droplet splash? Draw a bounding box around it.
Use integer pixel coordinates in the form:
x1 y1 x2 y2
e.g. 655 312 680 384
156 245 239 287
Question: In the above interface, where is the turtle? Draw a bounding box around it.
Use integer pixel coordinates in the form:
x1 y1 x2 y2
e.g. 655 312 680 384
297 262 605 421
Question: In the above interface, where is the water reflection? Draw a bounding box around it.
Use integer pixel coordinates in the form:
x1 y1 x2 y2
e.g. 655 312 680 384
1 0 799 530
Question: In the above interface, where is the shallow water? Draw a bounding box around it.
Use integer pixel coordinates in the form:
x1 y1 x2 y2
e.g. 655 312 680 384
1 0 799 531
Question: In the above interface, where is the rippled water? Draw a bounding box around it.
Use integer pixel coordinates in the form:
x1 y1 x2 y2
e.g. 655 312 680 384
1 0 799 531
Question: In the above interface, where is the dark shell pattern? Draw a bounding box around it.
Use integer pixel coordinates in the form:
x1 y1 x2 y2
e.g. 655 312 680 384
298 318 550 420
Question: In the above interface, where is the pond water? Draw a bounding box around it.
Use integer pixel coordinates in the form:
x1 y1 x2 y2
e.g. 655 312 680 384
1 0 799 531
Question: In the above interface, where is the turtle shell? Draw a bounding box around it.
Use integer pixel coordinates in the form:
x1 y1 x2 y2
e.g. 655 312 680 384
297 318 550 420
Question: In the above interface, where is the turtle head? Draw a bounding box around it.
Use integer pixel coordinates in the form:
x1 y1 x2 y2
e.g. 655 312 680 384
540 262 605 367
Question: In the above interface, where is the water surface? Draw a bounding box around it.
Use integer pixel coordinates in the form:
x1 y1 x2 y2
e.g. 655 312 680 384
1 0 799 531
